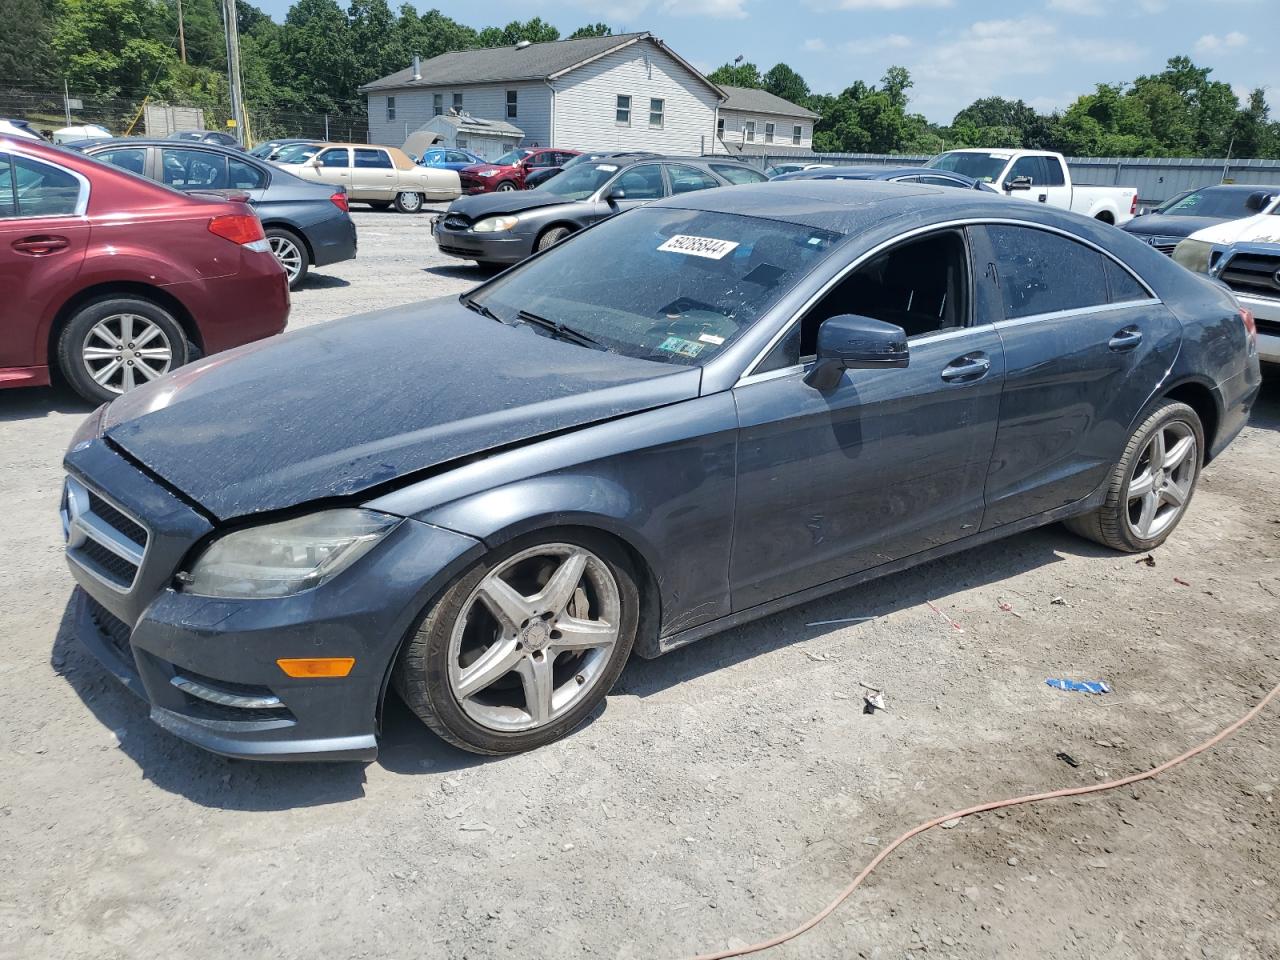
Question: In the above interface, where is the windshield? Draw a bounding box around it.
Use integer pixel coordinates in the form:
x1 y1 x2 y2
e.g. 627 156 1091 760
925 151 1010 183
470 207 842 366
1156 188 1268 219
274 143 320 163
535 161 622 199
493 149 530 167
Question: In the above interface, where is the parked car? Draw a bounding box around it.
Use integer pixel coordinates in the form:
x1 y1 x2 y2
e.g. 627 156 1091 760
52 124 112 144
275 142 460 212
523 150 659 190
1124 184 1280 255
926 149 1138 223
771 165 998 192
459 148 580 194
62 179 1260 761
0 118 44 141
434 155 756 266
270 142 323 165
0 137 288 403
418 147 485 171
248 138 317 161
81 138 357 289
167 129 242 149
765 162 831 177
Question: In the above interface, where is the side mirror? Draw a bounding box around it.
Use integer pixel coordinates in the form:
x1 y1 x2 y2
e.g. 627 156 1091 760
1245 191 1273 212
606 187 627 202
307 156 322 167
1004 175 1032 192
804 314 909 391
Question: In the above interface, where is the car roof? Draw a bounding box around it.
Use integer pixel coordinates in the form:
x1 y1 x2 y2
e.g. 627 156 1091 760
1191 183 1280 194
80 137 264 157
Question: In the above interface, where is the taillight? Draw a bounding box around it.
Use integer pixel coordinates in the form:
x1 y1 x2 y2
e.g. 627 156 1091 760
1130 194 1138 215
330 191 349 212
1240 307 1257 352
208 214 265 246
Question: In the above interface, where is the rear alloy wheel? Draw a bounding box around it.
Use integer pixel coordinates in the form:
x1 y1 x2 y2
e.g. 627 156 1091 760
394 191 423 213
1064 400 1203 552
495 181 517 193
57 297 190 404
536 226 572 251
265 228 308 288
394 531 639 754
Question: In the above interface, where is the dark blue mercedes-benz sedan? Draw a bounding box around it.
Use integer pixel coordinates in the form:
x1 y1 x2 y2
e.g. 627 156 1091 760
61 180 1262 761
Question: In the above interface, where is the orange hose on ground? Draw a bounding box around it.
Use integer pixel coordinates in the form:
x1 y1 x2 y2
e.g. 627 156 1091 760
686 679 1280 960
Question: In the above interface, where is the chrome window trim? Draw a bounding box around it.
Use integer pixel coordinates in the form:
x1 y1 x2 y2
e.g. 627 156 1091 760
993 298 1161 330
2 148 91 220
737 216 1161 384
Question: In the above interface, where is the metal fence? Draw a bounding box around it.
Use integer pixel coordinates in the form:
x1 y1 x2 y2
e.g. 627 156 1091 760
755 152 1280 208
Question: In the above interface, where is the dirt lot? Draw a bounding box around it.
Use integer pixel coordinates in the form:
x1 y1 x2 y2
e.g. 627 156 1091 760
1 206 1277 960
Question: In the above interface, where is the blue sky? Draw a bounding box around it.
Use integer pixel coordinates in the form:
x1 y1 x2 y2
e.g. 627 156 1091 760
256 0 1279 124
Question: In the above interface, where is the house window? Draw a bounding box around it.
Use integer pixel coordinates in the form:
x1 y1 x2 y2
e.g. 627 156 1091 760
743 121 755 142
616 94 631 125
456 136 468 149
793 124 803 145
649 98 664 129
453 92 463 110
433 93 443 117
764 122 774 143
717 117 725 138
386 96 396 121
506 90 518 119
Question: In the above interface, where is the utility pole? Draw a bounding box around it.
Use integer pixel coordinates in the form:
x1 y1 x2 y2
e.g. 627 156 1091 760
221 0 247 145
177 0 187 64
63 78 71 126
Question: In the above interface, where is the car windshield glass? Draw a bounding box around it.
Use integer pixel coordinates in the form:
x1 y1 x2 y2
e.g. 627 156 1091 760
925 151 1009 183
275 143 320 163
536 162 622 199
1158 189 1262 218
472 207 842 366
493 149 530 166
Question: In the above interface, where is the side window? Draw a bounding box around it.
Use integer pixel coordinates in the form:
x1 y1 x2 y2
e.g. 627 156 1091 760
666 163 719 194
1104 258 1149 303
433 93 443 116
0 153 15 217
649 98 665 129
711 163 767 185
354 148 393 168
446 151 470 164
611 165 666 200
506 90 518 119
743 121 756 142
318 148 350 168
985 225 1110 319
227 157 265 189
764 122 775 143
616 94 632 125
386 96 396 121
920 175 964 188
1043 158 1066 186
161 148 227 188
93 147 147 177
1007 155 1044 186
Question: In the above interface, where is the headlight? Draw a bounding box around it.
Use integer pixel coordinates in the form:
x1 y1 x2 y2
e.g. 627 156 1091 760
472 215 519 233
477 169 501 178
183 509 401 599
67 403 108 453
1172 238 1214 274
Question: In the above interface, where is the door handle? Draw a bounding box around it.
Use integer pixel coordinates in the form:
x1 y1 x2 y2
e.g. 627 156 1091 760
1108 326 1143 352
12 235 69 256
1037 193 1048 203
941 353 991 383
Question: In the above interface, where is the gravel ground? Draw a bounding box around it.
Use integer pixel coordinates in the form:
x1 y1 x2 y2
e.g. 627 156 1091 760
1 207 1278 960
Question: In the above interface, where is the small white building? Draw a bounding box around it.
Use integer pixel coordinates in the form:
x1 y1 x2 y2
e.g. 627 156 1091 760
402 113 525 162
359 32 726 155
714 85 818 156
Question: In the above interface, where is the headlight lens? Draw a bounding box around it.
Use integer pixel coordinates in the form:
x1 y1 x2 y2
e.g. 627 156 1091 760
184 509 401 599
477 169 501 177
1172 238 1214 274
67 403 108 453
473 215 519 233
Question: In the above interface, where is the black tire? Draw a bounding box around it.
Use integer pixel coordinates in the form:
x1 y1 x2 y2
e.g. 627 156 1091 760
394 529 640 755
1063 400 1203 552
393 191 424 213
536 225 572 252
57 296 190 404
495 181 517 193
366 200 392 211
265 227 309 289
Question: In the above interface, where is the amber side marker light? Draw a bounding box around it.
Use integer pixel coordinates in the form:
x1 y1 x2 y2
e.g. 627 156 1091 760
277 657 356 678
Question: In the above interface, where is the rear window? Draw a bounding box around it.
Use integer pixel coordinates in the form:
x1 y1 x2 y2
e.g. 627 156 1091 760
710 164 768 185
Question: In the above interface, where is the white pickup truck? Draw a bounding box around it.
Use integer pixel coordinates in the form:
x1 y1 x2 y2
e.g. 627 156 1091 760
925 149 1138 225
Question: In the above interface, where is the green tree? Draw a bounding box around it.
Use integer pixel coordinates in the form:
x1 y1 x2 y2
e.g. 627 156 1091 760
761 63 808 106
880 66 911 111
0 0 58 84
52 0 176 97
707 61 761 88
568 23 611 39
278 0 356 110
476 18 559 48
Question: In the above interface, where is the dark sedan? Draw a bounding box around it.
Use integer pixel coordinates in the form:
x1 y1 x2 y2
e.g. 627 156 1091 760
249 138 317 161
83 138 356 288
1123 184 1280 255
772 164 997 191
433 155 763 266
168 129 242 148
63 181 1260 761
523 150 659 190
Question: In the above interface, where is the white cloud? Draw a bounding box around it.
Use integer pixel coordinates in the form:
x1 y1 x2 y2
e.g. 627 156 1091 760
803 38 828 52
1194 31 1248 53
843 34 913 55
659 0 748 17
812 0 952 9
1047 0 1104 14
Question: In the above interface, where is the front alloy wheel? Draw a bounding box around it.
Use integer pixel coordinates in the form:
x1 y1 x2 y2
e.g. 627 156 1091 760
495 181 517 192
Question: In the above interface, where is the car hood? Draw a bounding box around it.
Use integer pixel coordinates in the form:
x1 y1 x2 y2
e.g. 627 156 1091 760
1123 214 1231 238
101 299 701 522
447 191 577 218
1185 213 1280 247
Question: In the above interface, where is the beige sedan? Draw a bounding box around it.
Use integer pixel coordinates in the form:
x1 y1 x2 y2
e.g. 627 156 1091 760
275 142 461 212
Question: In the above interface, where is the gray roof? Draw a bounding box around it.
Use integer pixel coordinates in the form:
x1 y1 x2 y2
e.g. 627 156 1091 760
430 112 523 137
361 32 721 99
719 85 817 119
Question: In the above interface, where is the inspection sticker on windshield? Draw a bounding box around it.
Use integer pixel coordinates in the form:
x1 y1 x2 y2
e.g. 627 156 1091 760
658 234 740 260
658 336 706 358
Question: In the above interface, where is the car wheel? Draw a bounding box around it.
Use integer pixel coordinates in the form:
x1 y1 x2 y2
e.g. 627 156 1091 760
265 227 308 289
57 297 190 404
1064 400 1203 552
495 181 517 193
394 530 640 755
536 226 572 252
394 191 424 213
367 200 392 211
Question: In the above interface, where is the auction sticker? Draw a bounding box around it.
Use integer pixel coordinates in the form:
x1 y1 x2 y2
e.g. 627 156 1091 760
657 336 705 358
658 234 740 260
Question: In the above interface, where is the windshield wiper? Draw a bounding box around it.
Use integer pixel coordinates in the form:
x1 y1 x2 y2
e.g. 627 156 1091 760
462 296 505 324
516 310 606 350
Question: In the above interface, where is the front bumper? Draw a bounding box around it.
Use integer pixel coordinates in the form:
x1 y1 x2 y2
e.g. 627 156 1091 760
1235 293 1280 365
432 219 532 264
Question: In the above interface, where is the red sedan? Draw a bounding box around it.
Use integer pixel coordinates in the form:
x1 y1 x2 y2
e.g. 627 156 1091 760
458 147 580 194
1 137 289 403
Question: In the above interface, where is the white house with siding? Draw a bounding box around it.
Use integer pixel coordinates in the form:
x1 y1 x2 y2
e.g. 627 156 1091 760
713 85 818 156
359 32 726 158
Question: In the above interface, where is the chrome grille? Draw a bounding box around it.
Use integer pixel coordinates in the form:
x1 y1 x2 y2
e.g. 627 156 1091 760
442 213 471 230
1218 250 1280 298
62 475 149 592
1139 235 1181 257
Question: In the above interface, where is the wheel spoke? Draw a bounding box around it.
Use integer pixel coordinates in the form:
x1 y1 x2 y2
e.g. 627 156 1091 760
1128 468 1156 500
477 574 535 631
515 655 555 724
135 348 172 362
135 361 164 382
1148 430 1165 471
455 637 523 699
133 324 164 349
82 347 120 359
535 550 587 616
118 314 134 346
1135 490 1159 537
551 615 617 653
89 326 122 349
90 359 122 385
122 363 136 392
1162 479 1189 507
1163 434 1194 471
